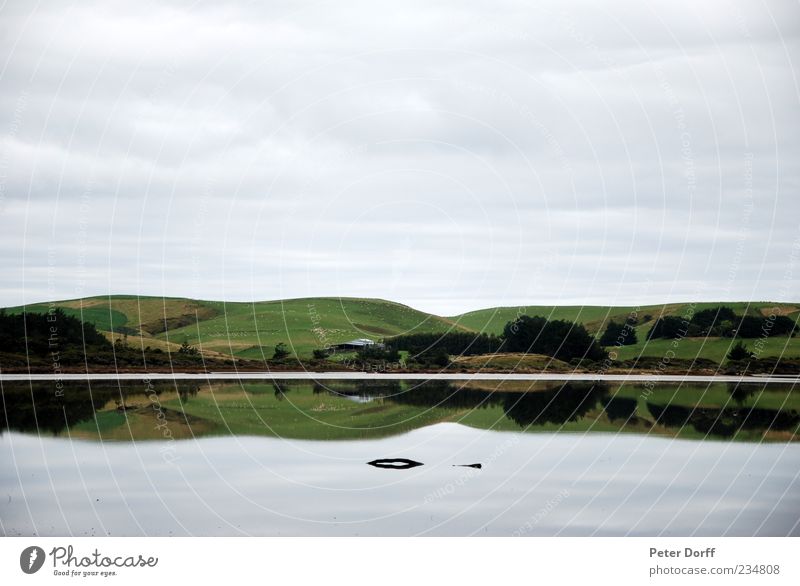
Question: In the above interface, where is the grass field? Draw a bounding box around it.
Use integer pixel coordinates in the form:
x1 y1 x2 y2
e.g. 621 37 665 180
451 301 800 335
451 353 572 370
5 295 800 362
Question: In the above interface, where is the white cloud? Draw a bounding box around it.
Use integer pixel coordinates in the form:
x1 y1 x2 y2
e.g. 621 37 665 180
1 0 798 314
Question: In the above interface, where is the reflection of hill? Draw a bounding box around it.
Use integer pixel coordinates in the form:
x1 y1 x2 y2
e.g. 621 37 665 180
324 380 609 427
647 403 800 438
1 381 198 436
3 380 798 442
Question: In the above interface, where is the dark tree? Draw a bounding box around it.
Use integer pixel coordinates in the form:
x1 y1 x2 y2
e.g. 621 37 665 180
727 341 751 361
385 332 503 356
690 306 737 333
502 316 607 362
272 342 290 361
0 309 111 359
178 339 199 355
734 315 798 338
599 320 638 346
646 316 688 340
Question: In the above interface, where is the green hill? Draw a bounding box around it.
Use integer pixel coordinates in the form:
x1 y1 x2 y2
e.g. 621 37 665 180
5 296 800 362
450 301 800 363
450 301 799 334
6 295 466 359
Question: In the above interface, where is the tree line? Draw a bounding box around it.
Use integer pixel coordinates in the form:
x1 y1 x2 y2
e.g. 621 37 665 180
645 306 797 341
384 315 607 363
0 309 214 368
384 331 503 356
0 308 110 357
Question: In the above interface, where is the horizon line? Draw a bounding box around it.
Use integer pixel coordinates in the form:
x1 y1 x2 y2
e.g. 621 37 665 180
4 293 797 319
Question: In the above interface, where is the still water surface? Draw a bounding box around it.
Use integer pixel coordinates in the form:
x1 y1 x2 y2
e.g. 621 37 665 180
1 378 798 536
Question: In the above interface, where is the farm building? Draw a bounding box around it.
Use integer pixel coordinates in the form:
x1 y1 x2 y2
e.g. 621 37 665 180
326 338 383 353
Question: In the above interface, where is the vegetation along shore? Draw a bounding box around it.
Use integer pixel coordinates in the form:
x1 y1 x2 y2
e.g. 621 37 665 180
1 296 798 375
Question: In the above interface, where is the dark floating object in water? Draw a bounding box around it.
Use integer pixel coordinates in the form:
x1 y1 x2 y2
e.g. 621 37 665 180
367 458 424 469
453 463 482 469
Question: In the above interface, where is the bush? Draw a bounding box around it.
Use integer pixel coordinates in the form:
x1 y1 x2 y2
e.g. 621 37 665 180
357 345 400 362
273 342 290 361
178 339 199 356
409 347 450 367
727 341 751 361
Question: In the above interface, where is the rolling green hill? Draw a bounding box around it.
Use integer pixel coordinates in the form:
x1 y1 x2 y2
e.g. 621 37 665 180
5 295 467 359
450 301 799 335
5 296 800 361
451 301 800 363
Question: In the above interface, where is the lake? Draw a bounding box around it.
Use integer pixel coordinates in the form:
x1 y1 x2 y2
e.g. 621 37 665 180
1 378 798 536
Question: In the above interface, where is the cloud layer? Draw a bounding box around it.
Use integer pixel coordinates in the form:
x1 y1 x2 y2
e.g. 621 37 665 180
1 0 798 314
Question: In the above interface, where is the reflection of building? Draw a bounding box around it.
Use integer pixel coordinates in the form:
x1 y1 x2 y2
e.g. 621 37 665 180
326 338 383 353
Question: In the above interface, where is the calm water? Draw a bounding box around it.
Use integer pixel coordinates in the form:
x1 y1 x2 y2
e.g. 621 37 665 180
1 378 798 536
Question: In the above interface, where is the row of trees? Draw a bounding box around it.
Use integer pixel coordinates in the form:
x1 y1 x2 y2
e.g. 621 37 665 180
383 316 608 363
502 316 607 361
0 309 111 358
0 309 231 368
384 331 503 356
646 307 798 341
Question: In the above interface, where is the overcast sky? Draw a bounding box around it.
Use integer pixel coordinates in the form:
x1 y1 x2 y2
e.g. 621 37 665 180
1 0 798 315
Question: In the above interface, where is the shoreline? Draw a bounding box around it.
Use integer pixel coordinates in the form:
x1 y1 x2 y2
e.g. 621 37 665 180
2 372 799 383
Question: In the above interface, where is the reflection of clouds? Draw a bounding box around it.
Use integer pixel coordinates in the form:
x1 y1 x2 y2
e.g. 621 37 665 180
3 427 798 536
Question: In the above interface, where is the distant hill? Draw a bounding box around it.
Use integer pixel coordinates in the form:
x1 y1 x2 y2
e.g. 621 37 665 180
5 296 799 362
450 301 800 363
5 295 467 359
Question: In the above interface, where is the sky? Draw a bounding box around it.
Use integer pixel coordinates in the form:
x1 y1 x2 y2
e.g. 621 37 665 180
0 0 798 315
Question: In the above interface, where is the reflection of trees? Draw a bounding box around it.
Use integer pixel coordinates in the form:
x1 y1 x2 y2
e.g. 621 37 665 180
601 396 638 422
178 385 199 403
0 381 196 435
272 382 287 400
270 380 309 399
355 380 402 396
321 380 493 409
647 402 799 437
321 380 611 427
503 384 608 427
0 383 113 435
727 382 759 405
388 381 501 410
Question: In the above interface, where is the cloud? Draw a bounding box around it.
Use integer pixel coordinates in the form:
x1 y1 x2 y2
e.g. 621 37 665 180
0 0 798 314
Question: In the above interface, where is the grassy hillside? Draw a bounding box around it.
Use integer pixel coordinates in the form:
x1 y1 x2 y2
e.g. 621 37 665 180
6 295 465 359
451 301 800 361
6 296 800 362
450 301 799 335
